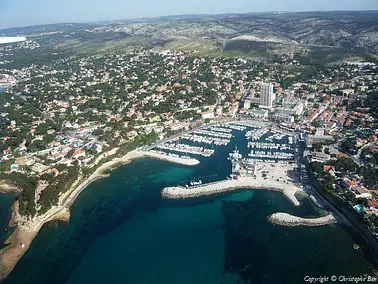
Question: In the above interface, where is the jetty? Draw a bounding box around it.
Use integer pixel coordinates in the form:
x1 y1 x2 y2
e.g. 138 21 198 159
268 212 336 227
162 176 301 206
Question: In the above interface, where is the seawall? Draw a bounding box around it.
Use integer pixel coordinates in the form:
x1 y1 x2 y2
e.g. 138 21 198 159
162 177 301 206
268 212 336 227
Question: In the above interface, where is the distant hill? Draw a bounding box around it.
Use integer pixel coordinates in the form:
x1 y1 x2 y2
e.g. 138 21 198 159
1 11 378 59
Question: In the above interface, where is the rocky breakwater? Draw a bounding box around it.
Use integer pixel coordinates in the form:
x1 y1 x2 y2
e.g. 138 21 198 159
268 212 336 227
162 177 301 206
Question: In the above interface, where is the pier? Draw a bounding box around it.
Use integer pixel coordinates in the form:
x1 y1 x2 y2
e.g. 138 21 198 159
182 134 230 146
161 176 301 206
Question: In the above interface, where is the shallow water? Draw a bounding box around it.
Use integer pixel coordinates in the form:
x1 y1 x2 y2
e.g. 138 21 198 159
1 129 376 283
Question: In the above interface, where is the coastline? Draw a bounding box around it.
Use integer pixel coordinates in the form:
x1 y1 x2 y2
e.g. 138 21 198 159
0 148 199 280
0 207 70 281
63 149 199 207
162 176 301 206
0 183 20 194
268 212 336 227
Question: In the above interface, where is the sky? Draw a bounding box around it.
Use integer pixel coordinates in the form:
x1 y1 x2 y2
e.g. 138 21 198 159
0 0 377 29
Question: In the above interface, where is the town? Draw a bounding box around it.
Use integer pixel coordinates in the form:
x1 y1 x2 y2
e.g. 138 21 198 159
1 37 378 241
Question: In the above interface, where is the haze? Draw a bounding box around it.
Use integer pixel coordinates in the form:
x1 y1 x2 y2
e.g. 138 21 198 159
0 0 377 29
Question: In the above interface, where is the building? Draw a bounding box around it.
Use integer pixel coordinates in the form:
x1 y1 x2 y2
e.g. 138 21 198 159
343 178 372 199
201 111 215 120
259 83 275 109
276 102 304 116
306 134 334 145
243 100 251 110
273 113 294 123
367 199 378 213
246 109 268 119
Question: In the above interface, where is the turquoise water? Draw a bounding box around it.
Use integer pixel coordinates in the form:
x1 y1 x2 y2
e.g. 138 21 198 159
1 129 377 283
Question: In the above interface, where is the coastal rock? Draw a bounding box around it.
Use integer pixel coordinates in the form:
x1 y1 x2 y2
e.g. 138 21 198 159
268 212 336 227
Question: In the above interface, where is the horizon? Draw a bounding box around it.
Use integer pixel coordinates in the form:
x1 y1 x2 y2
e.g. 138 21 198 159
1 0 377 30
1 9 378 31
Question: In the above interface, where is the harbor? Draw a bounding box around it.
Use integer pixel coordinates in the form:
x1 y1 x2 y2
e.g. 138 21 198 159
162 146 302 207
161 176 301 206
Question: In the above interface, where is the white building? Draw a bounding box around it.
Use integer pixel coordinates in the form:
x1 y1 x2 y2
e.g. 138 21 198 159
201 111 215 120
272 113 294 123
243 100 251 110
246 109 269 119
259 83 275 109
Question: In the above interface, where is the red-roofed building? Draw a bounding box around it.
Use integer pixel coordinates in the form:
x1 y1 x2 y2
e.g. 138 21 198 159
336 153 349 158
323 165 335 176
73 149 86 159
368 199 378 211
343 177 372 199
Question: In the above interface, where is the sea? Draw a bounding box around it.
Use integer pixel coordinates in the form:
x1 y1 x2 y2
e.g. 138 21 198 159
0 88 5 94
0 127 376 284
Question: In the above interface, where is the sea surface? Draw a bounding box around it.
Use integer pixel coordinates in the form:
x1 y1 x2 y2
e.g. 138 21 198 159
1 128 377 284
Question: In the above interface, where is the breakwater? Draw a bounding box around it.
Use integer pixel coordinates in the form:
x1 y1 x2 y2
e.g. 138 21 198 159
162 177 301 206
268 213 336 227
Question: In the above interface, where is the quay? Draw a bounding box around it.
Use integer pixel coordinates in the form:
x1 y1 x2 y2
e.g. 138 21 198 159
161 176 301 206
268 212 336 227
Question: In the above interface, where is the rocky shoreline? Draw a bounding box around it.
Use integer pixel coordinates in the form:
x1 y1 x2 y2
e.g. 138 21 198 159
0 183 20 194
0 148 199 280
162 177 301 206
268 212 336 227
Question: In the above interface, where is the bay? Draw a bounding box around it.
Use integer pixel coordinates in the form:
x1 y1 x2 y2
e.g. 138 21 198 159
1 129 376 283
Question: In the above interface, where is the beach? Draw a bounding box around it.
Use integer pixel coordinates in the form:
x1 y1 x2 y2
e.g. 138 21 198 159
0 183 20 194
0 148 199 280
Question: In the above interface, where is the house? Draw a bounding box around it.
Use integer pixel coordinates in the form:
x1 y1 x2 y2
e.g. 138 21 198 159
3 147 12 155
323 165 335 176
367 199 378 212
215 105 223 116
336 153 349 158
127 130 138 139
353 185 372 199
201 111 215 120
343 177 372 199
72 149 86 159
10 164 19 172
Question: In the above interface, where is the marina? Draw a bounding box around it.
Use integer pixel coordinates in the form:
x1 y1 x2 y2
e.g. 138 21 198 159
147 121 297 164
207 126 233 133
245 128 269 140
192 129 233 139
248 150 294 160
247 142 293 151
155 143 215 157
181 134 230 146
